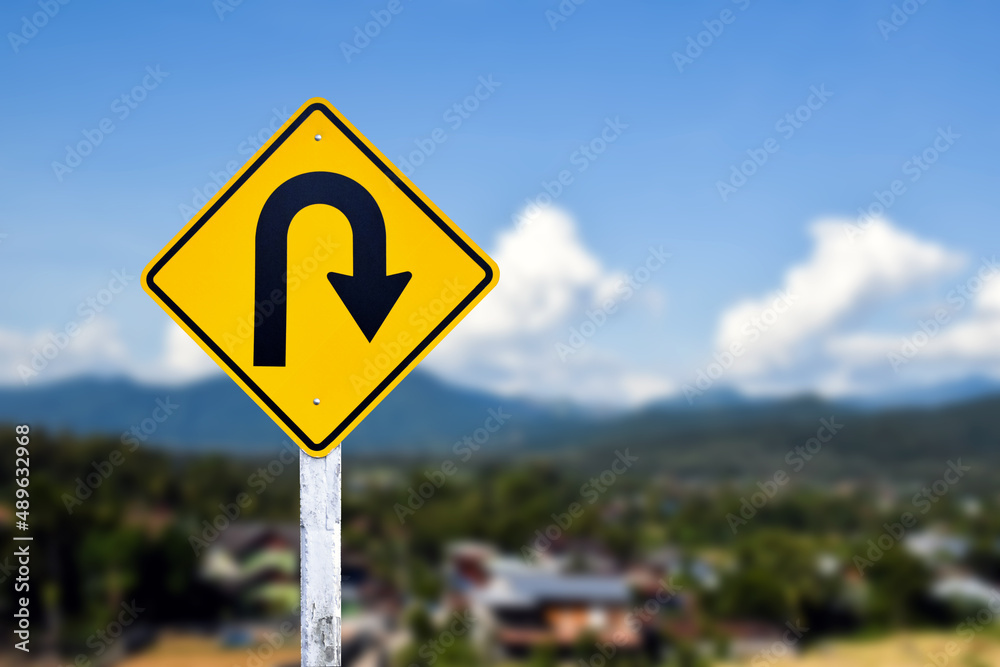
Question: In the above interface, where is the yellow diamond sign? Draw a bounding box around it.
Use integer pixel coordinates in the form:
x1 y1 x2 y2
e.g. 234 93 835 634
142 98 499 457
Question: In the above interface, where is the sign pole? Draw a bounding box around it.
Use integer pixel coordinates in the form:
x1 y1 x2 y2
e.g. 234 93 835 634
300 446 341 666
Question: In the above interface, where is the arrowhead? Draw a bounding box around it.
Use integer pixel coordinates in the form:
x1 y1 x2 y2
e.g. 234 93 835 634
327 270 412 342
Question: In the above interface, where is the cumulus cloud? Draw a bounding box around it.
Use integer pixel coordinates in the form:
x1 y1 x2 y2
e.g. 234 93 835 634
0 318 220 387
0 317 131 385
424 206 673 406
711 217 967 396
827 256 1000 390
134 321 221 385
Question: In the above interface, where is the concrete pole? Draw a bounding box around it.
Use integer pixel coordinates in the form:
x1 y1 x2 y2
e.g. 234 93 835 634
300 446 341 666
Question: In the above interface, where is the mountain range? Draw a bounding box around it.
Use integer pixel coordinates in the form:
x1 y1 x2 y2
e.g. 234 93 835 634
0 372 572 455
2 371 1000 462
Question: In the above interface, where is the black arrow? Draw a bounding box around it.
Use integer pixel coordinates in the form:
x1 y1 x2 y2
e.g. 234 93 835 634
254 171 411 367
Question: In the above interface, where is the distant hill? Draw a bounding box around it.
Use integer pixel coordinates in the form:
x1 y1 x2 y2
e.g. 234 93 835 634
840 375 1000 410
544 392 1000 489
2 374 1000 485
0 372 573 455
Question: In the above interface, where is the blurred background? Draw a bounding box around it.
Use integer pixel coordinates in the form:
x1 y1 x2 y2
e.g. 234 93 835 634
3 0 1000 665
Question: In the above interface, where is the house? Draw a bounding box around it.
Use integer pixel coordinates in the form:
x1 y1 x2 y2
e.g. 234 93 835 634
931 574 1000 609
905 529 970 565
445 542 642 659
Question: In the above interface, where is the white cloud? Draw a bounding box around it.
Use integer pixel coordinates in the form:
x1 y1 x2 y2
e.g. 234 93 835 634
712 217 967 396
826 256 1000 389
0 317 131 385
424 206 673 406
134 321 221 385
0 318 220 387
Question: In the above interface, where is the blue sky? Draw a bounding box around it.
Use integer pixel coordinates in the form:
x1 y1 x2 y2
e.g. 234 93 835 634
3 0 1000 404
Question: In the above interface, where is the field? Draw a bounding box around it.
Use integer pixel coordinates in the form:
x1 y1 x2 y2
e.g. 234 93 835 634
116 633 300 667
721 632 1000 667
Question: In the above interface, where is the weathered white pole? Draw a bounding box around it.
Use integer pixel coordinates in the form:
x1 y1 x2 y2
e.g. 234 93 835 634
300 446 341 666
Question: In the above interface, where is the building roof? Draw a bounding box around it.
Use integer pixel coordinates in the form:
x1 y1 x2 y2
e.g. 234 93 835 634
475 572 629 608
905 530 969 561
931 574 1000 605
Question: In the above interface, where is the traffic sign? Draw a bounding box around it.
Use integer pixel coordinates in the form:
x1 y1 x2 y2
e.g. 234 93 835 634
142 98 499 456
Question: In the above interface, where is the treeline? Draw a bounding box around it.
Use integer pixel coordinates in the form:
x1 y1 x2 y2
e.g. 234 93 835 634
0 426 299 654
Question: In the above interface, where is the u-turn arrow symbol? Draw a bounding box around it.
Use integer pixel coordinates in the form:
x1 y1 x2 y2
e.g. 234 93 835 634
253 171 412 367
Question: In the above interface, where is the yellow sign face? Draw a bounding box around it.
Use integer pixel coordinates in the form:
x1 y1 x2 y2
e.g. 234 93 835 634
142 98 498 457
